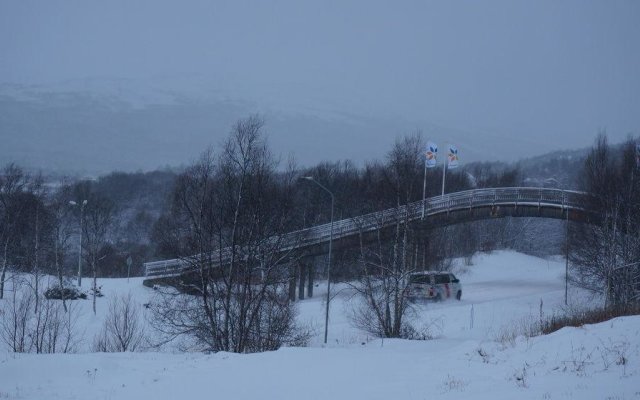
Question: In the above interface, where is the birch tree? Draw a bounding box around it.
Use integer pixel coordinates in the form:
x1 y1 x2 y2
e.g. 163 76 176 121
0 164 29 299
349 134 425 338
571 135 640 307
82 196 115 314
150 116 307 352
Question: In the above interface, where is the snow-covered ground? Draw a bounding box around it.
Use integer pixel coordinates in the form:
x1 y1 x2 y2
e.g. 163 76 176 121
1 251 638 399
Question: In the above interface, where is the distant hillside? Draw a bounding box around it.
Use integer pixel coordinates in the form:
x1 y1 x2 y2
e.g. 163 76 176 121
517 147 590 189
463 146 589 190
1 80 606 176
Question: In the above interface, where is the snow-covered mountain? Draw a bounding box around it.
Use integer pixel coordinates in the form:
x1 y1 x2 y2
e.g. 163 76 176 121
0 77 581 176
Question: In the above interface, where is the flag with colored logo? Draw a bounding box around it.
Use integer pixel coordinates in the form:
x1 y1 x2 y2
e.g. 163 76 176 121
425 141 438 168
447 145 459 169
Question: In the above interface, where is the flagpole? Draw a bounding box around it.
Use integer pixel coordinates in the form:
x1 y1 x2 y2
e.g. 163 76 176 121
422 159 427 219
441 154 447 196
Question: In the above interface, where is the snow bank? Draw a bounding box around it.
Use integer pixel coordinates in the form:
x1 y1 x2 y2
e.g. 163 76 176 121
2 251 634 399
1 316 637 399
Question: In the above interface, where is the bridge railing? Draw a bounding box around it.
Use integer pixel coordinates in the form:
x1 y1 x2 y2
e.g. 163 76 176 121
144 187 588 278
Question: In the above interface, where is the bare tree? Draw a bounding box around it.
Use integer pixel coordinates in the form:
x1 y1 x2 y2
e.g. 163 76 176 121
47 183 76 312
571 135 640 307
93 293 145 352
82 195 115 314
0 275 81 353
32 286 81 354
26 174 48 315
0 164 30 299
0 169 51 314
348 134 425 338
0 275 33 352
150 116 308 353
350 215 415 338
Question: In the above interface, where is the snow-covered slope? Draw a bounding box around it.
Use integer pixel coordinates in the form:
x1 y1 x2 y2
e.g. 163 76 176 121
2 316 638 399
1 251 637 399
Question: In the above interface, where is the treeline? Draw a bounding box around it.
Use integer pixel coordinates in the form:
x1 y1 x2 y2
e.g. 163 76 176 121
1 119 587 286
0 168 176 296
570 135 640 307
3 116 638 349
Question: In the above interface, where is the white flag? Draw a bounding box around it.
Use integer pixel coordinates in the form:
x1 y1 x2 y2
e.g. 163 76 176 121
425 142 438 168
447 145 459 169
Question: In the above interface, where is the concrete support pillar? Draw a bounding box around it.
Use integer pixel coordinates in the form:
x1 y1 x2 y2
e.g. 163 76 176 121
298 263 306 300
288 265 296 302
307 263 314 298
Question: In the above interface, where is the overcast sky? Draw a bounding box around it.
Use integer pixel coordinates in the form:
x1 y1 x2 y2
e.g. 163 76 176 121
1 0 639 169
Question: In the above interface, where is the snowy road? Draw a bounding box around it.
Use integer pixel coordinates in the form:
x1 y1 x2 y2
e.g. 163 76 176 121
299 251 589 346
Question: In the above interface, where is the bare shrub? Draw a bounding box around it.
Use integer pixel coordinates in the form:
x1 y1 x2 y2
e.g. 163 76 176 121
32 296 81 353
91 327 110 352
562 344 594 376
476 347 491 364
493 313 552 347
540 304 640 335
0 276 81 353
513 364 529 388
0 278 33 352
56 301 82 353
440 374 468 393
464 255 474 267
93 293 145 352
403 314 444 340
493 325 519 348
350 288 443 340
348 230 414 339
245 290 312 351
492 303 640 350
598 338 630 374
149 284 310 352
399 322 440 341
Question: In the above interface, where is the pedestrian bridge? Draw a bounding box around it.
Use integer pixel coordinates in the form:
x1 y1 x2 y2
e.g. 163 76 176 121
144 187 592 282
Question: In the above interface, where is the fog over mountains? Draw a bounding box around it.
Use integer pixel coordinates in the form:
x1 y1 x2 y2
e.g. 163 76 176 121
0 77 632 176
0 78 516 174
1 1 639 175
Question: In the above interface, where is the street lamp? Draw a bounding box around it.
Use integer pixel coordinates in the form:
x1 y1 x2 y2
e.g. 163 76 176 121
69 199 88 286
301 176 334 345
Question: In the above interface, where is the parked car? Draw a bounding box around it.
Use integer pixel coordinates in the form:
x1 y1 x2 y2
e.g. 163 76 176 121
406 272 462 302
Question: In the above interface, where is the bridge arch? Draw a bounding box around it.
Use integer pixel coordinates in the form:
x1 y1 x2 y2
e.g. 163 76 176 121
143 187 594 283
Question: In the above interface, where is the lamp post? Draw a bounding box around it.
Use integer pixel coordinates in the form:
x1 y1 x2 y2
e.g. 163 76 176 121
301 176 334 344
69 199 88 286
